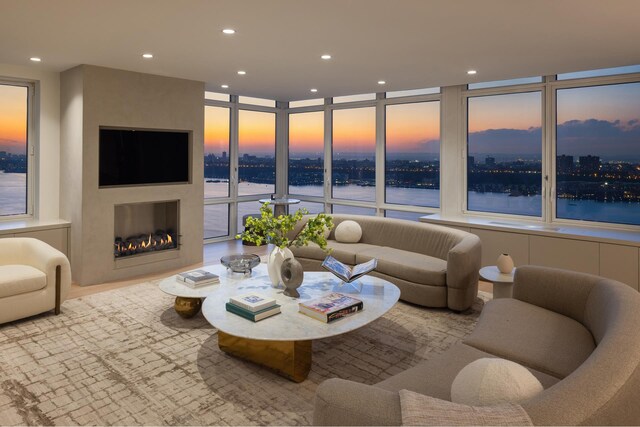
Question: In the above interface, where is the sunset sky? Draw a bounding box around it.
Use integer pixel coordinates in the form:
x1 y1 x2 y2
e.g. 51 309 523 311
0 85 27 154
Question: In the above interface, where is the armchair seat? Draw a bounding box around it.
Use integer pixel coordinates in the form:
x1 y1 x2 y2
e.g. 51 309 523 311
0 237 71 324
0 265 46 298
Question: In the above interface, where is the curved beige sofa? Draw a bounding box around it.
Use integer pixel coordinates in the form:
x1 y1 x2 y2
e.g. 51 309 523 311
0 237 71 324
314 266 640 425
290 215 481 311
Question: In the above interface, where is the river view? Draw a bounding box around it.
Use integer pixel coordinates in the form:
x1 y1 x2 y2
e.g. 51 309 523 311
0 172 26 216
202 180 640 238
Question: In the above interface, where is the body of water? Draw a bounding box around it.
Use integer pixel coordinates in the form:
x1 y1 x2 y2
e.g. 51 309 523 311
0 172 26 216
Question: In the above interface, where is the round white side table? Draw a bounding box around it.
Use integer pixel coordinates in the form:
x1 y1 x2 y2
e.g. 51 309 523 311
479 266 515 299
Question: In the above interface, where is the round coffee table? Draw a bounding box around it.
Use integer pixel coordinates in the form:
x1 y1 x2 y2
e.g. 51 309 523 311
158 264 261 318
479 266 515 299
201 265 400 382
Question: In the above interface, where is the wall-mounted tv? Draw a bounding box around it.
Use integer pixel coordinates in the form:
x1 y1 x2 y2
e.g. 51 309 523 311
99 128 190 187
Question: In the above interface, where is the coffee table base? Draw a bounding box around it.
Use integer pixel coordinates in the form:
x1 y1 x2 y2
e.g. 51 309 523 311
218 331 312 382
174 297 202 318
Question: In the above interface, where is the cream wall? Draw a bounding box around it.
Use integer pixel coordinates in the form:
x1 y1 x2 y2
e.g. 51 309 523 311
0 63 60 220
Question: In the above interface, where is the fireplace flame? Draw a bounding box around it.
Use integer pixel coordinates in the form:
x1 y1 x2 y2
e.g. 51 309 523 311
114 230 177 258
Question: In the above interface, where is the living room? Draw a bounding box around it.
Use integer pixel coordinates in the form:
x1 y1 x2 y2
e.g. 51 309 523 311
1 0 639 425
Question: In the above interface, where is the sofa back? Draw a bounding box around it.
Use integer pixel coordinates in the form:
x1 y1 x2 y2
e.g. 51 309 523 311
515 266 640 425
327 215 469 261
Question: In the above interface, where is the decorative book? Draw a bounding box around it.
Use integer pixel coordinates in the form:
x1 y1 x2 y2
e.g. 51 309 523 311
298 292 364 323
229 293 277 313
176 269 220 287
321 255 377 283
225 302 281 322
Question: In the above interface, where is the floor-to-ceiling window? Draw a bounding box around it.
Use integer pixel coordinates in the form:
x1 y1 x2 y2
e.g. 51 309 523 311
0 82 31 217
331 107 376 202
556 81 640 226
204 105 231 239
238 109 275 196
385 101 440 208
288 111 324 197
466 90 543 217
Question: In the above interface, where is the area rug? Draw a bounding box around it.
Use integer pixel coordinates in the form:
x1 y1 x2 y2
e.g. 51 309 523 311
0 282 489 426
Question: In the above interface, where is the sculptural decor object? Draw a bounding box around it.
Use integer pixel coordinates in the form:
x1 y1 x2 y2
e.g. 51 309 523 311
497 253 515 274
281 258 304 298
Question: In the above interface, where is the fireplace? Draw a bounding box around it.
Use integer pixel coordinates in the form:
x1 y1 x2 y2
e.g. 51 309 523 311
114 201 179 259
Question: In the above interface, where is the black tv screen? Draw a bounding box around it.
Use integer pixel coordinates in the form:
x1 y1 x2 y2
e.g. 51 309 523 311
99 128 190 187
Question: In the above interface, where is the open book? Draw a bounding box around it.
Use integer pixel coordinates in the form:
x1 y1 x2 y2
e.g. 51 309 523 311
321 255 377 283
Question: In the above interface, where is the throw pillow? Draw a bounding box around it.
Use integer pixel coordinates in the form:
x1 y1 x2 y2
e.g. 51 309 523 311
451 358 543 407
334 220 362 243
399 390 533 426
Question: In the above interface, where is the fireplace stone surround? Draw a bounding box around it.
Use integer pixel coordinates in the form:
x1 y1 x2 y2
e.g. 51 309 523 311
60 65 204 285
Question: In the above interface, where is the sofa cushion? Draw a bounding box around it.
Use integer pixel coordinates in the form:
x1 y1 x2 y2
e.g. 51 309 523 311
291 241 379 265
0 265 47 298
463 299 595 379
376 343 559 400
356 246 447 286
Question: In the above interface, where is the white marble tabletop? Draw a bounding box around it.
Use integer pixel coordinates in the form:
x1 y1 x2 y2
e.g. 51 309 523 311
201 268 401 342
479 266 515 284
158 264 265 298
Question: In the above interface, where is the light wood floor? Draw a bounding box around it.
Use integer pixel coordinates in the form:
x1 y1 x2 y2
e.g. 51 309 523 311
68 240 492 299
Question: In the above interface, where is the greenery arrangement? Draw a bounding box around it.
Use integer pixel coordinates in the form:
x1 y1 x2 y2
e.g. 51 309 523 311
236 202 334 251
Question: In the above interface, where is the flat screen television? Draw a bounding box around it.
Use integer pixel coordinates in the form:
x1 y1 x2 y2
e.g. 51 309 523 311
99 128 190 187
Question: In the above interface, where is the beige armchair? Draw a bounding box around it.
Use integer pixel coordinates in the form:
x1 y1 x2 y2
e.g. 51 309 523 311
0 237 71 324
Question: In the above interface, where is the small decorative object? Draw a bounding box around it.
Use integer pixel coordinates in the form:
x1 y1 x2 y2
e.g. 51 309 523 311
237 203 333 287
174 297 202 319
497 253 514 274
451 358 543 406
281 258 304 298
220 254 261 273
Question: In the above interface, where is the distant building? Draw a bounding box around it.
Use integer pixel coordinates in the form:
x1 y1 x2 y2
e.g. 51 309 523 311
579 155 600 173
485 156 496 166
467 156 475 170
557 155 574 173
222 151 227 159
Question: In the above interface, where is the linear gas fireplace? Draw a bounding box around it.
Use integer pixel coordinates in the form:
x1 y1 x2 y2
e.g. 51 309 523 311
114 201 179 259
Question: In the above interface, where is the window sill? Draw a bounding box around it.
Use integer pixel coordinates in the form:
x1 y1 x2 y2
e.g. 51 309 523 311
420 214 640 248
0 218 71 236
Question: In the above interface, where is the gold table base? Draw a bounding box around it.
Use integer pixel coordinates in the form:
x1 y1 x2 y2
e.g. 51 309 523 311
174 297 202 318
218 331 312 382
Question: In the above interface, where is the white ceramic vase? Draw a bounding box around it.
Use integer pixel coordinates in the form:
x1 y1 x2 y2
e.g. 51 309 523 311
497 253 515 274
267 246 294 288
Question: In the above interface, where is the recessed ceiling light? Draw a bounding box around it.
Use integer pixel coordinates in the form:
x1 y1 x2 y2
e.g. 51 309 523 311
142 53 153 59
310 88 318 93
321 54 331 60
237 70 246 75
378 80 386 85
467 70 477 75
30 57 41 62
221 84 229 89
222 28 236 34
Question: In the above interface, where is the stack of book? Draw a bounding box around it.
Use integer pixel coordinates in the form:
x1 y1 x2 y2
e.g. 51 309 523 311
226 293 281 322
176 269 220 288
299 292 364 323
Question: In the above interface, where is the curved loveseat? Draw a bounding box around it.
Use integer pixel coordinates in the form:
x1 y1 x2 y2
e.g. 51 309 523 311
290 215 481 311
314 266 640 425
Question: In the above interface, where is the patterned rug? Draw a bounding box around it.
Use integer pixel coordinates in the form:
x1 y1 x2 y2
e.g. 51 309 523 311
0 281 489 426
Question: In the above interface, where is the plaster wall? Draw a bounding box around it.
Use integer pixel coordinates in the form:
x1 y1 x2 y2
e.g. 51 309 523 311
61 65 204 285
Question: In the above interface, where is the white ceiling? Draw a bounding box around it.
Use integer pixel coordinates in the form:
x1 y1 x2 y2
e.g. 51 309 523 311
0 0 639 101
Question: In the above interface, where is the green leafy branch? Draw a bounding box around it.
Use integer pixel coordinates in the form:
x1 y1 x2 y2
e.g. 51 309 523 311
236 202 333 251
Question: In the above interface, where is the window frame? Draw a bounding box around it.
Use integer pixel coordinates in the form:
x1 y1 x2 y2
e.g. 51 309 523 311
0 78 35 221
462 80 548 222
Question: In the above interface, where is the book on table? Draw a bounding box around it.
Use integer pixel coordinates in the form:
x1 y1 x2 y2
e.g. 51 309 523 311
321 255 377 283
225 302 281 322
176 269 220 287
228 293 278 312
298 292 364 323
